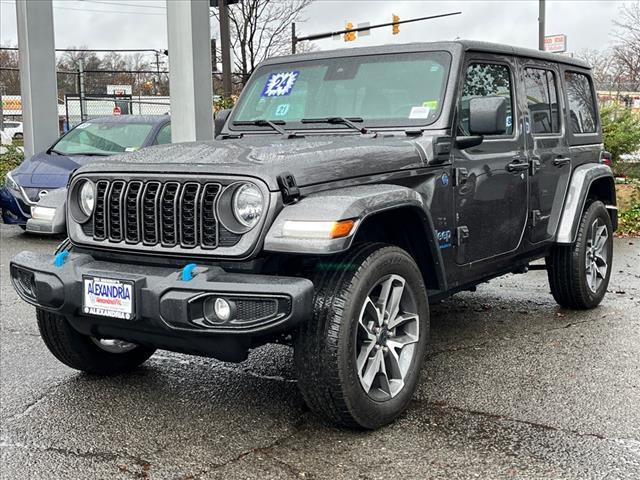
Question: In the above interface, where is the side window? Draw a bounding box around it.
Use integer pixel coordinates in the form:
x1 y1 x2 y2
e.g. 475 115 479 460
155 124 171 145
459 62 513 136
524 68 560 134
564 72 597 134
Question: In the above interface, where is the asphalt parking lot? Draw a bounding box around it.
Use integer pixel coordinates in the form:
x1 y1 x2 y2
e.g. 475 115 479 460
1 224 639 479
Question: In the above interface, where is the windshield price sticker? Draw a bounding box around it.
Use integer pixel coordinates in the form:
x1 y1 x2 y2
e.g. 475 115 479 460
261 71 300 97
83 276 134 320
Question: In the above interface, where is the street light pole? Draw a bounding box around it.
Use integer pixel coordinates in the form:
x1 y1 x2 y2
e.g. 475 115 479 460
538 0 546 51
219 0 233 97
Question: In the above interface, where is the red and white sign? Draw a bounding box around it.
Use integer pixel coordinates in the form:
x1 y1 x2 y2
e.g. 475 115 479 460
112 105 122 115
544 34 567 53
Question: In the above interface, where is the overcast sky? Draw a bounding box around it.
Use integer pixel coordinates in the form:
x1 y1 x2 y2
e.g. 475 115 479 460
0 0 628 60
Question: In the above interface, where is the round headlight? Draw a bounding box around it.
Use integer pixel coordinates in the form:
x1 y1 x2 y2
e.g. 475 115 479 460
79 180 95 216
232 183 263 228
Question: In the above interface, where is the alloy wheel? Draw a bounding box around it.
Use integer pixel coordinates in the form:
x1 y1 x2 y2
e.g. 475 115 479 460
585 218 609 293
355 274 419 401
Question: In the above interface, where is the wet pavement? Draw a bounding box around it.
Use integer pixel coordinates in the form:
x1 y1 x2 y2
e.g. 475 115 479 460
1 224 639 479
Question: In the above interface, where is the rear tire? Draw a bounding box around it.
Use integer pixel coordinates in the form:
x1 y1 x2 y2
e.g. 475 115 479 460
294 243 429 429
547 200 613 309
37 308 155 375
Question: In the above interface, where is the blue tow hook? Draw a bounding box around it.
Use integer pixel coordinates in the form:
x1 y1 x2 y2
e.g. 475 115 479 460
181 263 198 281
53 250 69 268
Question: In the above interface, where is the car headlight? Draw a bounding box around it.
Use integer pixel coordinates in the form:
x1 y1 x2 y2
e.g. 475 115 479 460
232 183 264 228
78 180 95 216
5 171 19 192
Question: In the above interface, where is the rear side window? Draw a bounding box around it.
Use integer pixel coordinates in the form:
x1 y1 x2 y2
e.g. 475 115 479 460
459 63 513 136
564 72 597 134
524 68 560 134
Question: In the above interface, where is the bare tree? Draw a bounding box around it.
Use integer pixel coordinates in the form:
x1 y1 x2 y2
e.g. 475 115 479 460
213 0 313 81
611 1 640 92
0 45 20 95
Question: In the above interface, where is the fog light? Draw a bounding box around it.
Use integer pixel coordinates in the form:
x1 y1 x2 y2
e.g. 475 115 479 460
31 206 56 221
214 298 232 321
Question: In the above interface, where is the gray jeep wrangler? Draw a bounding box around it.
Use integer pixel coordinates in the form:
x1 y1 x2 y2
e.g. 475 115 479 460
10 41 617 429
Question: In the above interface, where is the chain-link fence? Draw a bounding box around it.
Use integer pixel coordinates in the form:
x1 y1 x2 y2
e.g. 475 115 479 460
1 66 251 132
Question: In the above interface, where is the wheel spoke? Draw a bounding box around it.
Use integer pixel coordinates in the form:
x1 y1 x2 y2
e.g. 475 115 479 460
385 280 405 324
360 349 383 393
359 297 379 339
376 277 394 324
356 340 377 373
387 333 419 350
384 346 402 377
388 312 418 331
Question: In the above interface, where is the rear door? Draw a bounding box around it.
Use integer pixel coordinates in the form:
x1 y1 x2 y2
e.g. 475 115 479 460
453 54 529 265
521 62 571 243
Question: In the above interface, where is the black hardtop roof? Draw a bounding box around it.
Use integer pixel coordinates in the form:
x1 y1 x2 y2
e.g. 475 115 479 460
82 114 170 124
263 39 589 69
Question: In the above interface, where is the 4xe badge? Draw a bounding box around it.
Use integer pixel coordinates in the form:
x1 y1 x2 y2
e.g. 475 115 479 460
437 229 452 249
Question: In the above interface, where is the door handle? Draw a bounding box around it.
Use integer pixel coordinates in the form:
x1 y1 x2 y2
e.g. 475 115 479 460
507 161 529 173
553 157 571 167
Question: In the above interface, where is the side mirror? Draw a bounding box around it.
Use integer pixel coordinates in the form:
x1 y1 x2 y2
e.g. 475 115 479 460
469 96 507 136
214 109 232 137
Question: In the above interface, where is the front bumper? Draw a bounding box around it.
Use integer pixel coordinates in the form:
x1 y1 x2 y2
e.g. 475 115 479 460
10 251 314 362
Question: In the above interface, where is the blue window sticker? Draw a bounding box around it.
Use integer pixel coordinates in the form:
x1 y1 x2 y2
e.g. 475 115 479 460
261 71 300 97
275 104 290 117
441 172 449 186
506 115 513 128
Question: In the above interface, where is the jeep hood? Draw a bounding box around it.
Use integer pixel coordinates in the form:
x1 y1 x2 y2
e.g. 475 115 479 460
77 135 438 190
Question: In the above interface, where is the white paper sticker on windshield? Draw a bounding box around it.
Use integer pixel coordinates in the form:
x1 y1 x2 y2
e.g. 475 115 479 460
409 106 430 119
262 71 300 97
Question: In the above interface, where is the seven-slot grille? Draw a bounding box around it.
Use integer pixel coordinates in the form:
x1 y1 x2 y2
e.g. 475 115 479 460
90 179 227 249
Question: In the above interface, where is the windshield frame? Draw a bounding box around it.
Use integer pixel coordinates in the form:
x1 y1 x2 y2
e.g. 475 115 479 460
49 120 158 156
228 50 453 133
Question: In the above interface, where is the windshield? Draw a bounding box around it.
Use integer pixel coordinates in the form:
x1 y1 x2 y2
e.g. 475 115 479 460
232 51 451 130
52 121 154 155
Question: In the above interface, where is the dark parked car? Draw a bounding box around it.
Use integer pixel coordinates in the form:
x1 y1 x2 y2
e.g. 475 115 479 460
1 115 171 232
10 41 616 429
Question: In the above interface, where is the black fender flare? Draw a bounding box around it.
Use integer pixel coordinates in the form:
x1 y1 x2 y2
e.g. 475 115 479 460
264 184 446 288
555 164 617 244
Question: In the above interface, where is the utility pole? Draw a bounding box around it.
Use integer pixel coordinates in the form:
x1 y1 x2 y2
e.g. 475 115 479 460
291 22 296 54
538 0 546 51
78 59 86 122
154 50 161 95
219 0 233 98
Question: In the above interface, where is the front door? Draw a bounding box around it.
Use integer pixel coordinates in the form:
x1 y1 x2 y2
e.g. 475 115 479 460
453 55 529 265
521 62 571 243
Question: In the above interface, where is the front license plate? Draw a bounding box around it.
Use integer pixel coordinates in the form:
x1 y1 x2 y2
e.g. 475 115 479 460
82 276 134 320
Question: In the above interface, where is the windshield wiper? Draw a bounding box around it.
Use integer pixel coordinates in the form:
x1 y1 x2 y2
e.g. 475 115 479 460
232 119 287 135
301 117 368 134
48 148 66 155
68 152 112 157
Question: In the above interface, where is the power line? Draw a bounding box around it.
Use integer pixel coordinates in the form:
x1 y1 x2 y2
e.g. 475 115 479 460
80 0 166 9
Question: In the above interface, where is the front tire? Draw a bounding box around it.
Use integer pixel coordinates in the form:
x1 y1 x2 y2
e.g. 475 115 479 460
547 200 613 309
37 308 155 375
294 243 429 429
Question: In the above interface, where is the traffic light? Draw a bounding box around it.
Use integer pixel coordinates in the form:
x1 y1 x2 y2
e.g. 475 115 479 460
392 14 400 35
344 22 356 42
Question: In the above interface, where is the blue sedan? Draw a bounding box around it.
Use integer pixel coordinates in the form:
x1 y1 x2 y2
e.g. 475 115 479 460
1 115 171 231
